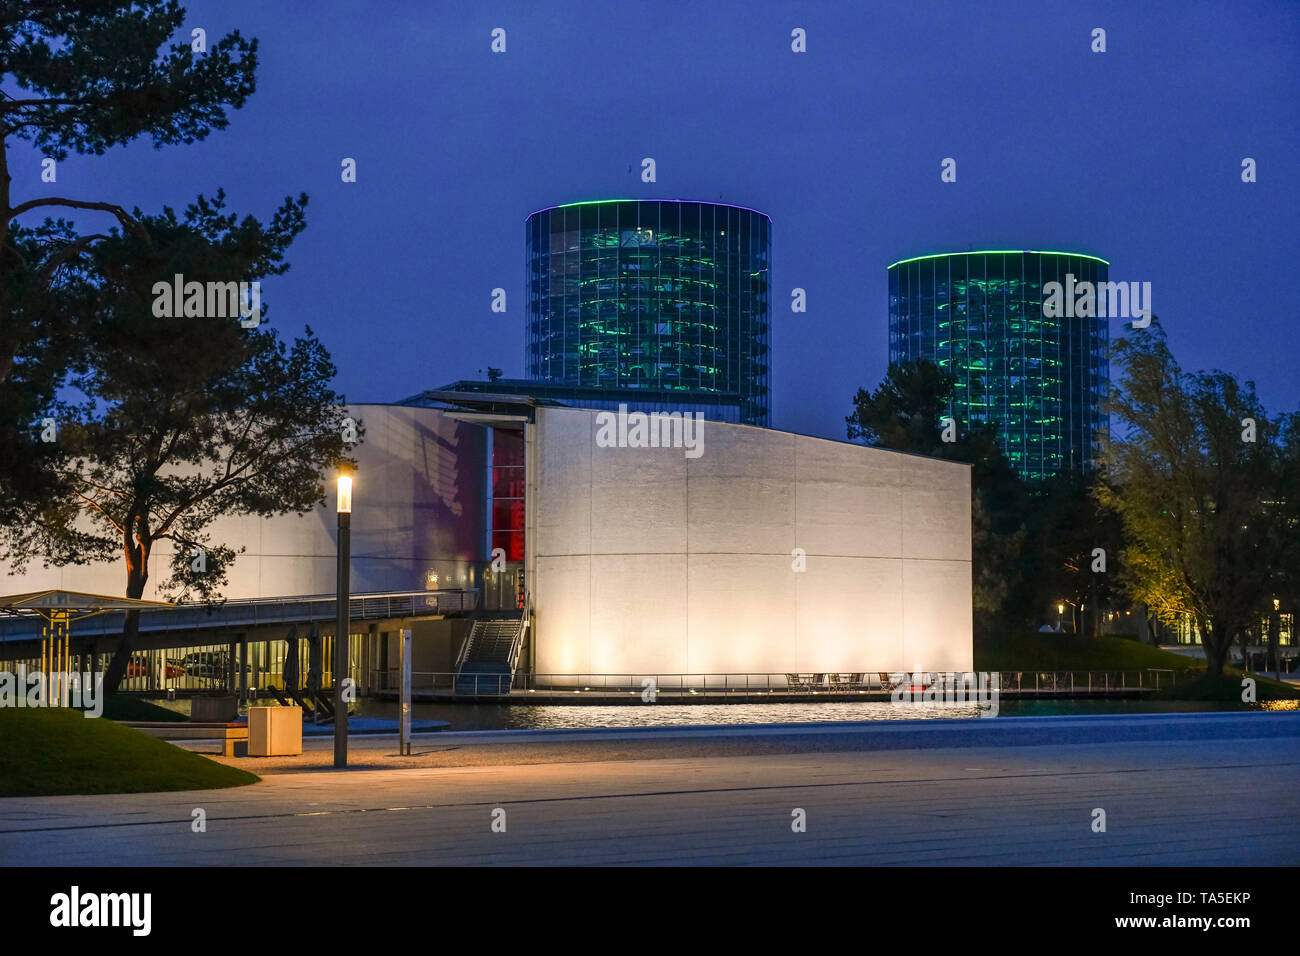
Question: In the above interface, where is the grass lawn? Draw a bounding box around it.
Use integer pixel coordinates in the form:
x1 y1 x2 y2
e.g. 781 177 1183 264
1164 671 1300 702
0 708 258 797
974 632 1204 673
975 632 1300 701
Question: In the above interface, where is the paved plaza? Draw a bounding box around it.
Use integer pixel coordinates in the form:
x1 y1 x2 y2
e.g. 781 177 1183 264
2 713 1297 865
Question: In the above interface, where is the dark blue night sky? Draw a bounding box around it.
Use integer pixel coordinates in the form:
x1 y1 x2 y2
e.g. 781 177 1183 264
10 0 1298 439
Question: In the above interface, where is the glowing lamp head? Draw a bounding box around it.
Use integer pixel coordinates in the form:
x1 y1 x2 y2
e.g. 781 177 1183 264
1057 603 1065 615
337 475 353 514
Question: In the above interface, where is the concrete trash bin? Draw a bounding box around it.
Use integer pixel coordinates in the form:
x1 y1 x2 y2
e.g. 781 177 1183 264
248 705 302 756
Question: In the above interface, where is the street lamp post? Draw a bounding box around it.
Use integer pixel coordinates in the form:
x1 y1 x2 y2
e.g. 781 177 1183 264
334 474 352 768
1057 603 1064 632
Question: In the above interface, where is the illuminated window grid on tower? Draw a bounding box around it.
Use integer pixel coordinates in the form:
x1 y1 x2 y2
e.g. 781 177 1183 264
526 200 771 426
887 250 1108 481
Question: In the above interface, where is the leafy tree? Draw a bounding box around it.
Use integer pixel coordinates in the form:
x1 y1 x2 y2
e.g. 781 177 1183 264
847 360 1015 488
1098 322 1289 675
847 360 958 458
970 493 1025 624
0 0 257 522
1 192 359 695
1266 411 1300 670
1020 470 1126 635
0 218 95 524
0 5 358 696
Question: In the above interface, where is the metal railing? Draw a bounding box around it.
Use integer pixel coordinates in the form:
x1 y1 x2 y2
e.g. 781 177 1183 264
506 612 529 681
367 669 1179 697
0 589 480 646
996 669 1177 692
452 610 529 676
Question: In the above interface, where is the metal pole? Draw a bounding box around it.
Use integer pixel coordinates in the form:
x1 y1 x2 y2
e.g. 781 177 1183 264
51 618 61 706
399 627 411 756
61 621 70 706
334 508 351 768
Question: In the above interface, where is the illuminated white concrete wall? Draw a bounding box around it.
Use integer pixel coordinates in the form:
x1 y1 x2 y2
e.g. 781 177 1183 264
0 404 487 600
528 407 972 675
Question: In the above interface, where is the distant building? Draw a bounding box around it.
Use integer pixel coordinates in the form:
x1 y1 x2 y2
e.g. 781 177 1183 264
525 199 772 426
888 250 1109 481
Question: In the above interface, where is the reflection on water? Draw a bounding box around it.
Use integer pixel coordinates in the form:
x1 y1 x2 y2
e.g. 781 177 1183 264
354 697 1255 732
465 702 988 730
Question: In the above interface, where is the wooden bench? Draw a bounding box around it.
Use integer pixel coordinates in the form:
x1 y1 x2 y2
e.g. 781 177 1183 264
221 722 249 757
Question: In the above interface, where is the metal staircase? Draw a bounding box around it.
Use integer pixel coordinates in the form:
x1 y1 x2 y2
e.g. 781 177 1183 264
454 611 528 695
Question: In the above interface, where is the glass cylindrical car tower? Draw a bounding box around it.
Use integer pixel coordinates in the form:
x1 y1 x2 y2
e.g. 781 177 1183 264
526 199 771 426
888 250 1109 481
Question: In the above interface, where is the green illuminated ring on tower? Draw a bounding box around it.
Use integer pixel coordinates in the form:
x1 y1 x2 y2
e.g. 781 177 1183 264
888 250 1109 269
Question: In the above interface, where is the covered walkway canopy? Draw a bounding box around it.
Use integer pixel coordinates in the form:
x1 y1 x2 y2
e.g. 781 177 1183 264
0 590 173 705
0 589 479 655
